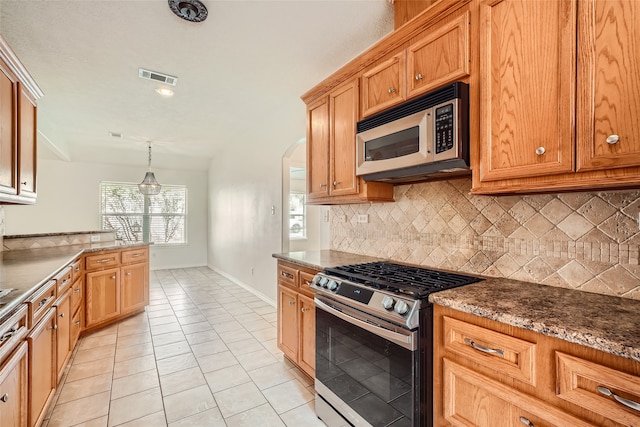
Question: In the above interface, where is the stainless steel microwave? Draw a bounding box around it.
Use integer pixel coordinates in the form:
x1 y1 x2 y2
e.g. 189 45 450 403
355 82 470 183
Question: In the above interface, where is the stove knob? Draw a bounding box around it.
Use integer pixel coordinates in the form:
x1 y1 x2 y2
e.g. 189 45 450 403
395 301 410 315
382 296 395 310
311 275 321 286
327 280 338 291
319 277 329 288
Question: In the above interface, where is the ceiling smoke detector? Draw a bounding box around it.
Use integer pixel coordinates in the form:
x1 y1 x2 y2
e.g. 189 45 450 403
168 0 208 22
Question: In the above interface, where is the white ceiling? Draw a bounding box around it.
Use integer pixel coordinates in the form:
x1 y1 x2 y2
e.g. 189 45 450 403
0 0 393 171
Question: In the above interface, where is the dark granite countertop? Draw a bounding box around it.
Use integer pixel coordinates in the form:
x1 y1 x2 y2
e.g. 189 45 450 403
429 278 640 362
272 250 385 271
276 250 640 363
0 242 150 320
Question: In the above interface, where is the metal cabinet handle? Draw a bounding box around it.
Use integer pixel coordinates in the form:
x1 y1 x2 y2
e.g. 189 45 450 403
288 301 295 305
597 386 640 412
535 147 546 155
131 253 142 257
20 181 27 186
319 183 327 188
48 325 58 330
606 134 620 145
301 307 308 313
0 393 8 402
96 258 112 263
111 275 116 279
281 271 294 280
464 338 504 356
388 87 396 94
0 329 16 343
38 297 50 308
415 73 423 81
333 181 341 186
73 288 81 293
519 416 534 426
74 267 80 272
59 313 65 318
75 320 81 326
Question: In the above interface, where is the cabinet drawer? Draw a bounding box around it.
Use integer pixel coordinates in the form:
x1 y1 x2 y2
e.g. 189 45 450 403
277 264 298 288
55 266 73 295
121 247 148 264
0 305 28 363
71 259 82 282
25 279 56 329
556 352 640 426
299 271 316 297
85 251 120 270
442 316 537 386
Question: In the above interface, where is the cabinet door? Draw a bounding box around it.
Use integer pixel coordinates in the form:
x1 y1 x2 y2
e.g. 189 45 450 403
577 0 640 171
27 308 56 427
54 291 71 384
277 285 298 362
329 79 359 197
70 277 83 317
121 262 148 315
407 11 470 98
17 84 36 198
442 359 595 427
0 341 28 427
361 52 406 117
70 308 82 352
478 0 576 181
307 97 330 200
298 293 315 378
0 59 18 197
85 267 120 328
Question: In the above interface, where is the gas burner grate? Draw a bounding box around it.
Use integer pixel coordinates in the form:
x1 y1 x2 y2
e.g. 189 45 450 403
324 262 482 298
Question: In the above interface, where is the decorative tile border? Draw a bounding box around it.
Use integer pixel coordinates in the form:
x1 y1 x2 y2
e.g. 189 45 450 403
3 231 116 251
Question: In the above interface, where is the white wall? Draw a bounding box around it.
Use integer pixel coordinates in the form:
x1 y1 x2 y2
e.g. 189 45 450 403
3 158 208 269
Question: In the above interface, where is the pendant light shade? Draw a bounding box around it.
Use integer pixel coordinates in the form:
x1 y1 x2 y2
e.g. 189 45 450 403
138 142 161 195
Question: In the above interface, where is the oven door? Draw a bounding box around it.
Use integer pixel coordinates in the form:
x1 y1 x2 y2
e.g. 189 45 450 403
314 295 419 427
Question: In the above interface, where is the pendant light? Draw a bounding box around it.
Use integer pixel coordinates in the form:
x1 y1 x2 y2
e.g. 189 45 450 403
138 142 161 195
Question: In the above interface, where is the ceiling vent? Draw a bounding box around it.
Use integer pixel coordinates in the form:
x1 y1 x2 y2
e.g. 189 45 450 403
138 68 178 86
168 0 208 23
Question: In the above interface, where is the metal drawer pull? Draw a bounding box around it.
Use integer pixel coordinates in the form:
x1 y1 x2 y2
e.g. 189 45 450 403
48 325 58 330
0 393 8 402
464 338 504 356
301 307 308 313
38 297 50 308
388 87 396 94
288 301 295 305
519 416 534 426
535 146 546 155
0 329 16 343
96 259 112 263
59 313 65 318
597 386 640 412
75 320 81 326
61 279 68 284
281 271 294 280
415 73 423 80
74 267 80 271
73 288 81 293
132 253 142 257
606 134 620 145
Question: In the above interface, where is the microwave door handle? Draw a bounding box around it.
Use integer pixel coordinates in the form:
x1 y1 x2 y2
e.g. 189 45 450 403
314 298 417 351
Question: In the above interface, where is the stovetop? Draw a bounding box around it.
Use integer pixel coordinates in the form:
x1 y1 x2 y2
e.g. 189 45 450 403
324 261 483 300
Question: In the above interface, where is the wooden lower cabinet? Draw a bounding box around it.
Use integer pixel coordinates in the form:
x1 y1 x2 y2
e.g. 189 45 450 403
27 307 56 427
85 267 120 328
276 260 317 378
434 305 640 427
121 262 148 315
0 341 28 427
54 290 72 384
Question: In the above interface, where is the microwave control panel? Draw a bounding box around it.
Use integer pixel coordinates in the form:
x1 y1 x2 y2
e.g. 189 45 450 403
434 103 455 154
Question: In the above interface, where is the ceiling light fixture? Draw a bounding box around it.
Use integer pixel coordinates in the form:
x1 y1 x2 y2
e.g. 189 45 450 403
138 142 161 196
168 0 208 22
155 87 174 97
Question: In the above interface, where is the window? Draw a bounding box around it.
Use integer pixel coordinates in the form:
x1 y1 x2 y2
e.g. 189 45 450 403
289 192 306 238
100 182 187 245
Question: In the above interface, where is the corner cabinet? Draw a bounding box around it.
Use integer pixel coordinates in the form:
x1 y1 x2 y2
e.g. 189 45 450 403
306 79 394 205
276 260 318 378
434 305 640 427
472 0 640 194
84 246 149 332
0 35 42 204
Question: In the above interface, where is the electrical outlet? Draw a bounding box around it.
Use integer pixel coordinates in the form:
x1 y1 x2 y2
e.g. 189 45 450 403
90 235 100 242
357 214 369 223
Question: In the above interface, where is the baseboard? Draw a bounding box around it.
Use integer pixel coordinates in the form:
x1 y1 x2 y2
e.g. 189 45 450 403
208 265 276 307
150 263 206 271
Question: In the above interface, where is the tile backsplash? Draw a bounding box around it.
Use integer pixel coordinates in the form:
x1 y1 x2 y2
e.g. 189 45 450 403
330 178 640 300
3 231 116 251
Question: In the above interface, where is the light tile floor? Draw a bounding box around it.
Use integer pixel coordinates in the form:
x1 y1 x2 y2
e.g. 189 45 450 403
43 267 327 427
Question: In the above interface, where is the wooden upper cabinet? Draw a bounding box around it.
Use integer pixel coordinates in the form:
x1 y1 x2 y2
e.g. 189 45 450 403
478 0 576 182
407 10 471 99
0 60 18 197
306 97 330 200
329 79 359 198
577 0 640 171
361 52 406 118
17 85 36 198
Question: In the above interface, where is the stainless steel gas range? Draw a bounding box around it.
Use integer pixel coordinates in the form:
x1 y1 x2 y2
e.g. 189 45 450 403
309 261 483 427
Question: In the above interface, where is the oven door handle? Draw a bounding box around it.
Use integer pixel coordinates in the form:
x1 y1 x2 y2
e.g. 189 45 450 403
315 298 417 351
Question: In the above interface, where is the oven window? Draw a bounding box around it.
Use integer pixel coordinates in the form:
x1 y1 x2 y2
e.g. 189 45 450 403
316 308 416 426
364 127 420 161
